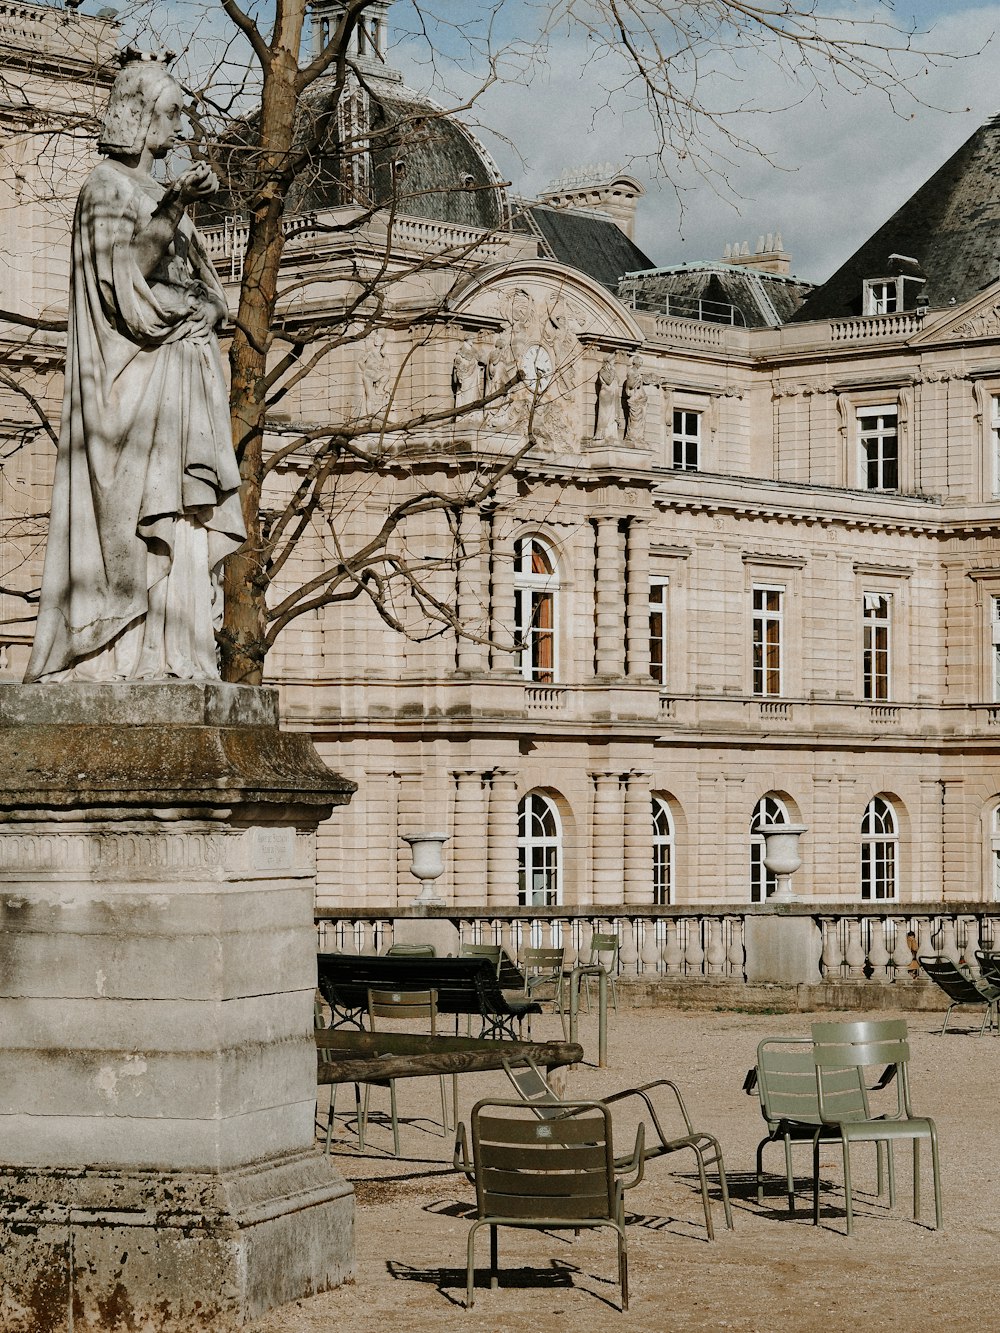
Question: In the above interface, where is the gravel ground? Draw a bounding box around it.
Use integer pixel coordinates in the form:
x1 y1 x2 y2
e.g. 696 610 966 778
249 1005 1000 1333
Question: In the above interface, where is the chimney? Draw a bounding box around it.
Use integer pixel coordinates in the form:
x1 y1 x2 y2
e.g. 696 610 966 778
722 232 791 276
539 165 645 241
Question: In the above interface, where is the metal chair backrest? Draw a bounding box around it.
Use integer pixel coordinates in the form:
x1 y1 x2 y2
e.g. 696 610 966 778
459 942 503 975
756 1037 870 1127
588 932 619 968
367 987 439 1035
811 1019 911 1122
385 943 437 957
521 946 565 989
920 955 991 1002
975 951 1000 986
471 1098 618 1224
502 1055 564 1119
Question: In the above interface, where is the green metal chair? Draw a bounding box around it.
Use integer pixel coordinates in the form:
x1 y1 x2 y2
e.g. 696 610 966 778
357 988 450 1156
502 1054 733 1240
459 942 503 974
456 1097 641 1310
749 1036 886 1213
811 1018 942 1234
521 946 568 1011
385 942 437 957
578 931 620 1014
919 956 1000 1035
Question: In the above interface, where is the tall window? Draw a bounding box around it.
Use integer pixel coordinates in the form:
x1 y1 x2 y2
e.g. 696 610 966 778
514 537 557 683
992 805 1000 901
750 795 788 903
752 586 783 696
991 395 1000 497
861 797 898 900
517 792 561 906
649 577 668 686
652 797 674 905
863 593 891 700
858 407 898 490
672 410 700 471
992 596 1000 702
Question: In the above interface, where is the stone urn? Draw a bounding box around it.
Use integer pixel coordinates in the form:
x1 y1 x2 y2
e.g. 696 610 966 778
403 832 449 905
759 824 807 901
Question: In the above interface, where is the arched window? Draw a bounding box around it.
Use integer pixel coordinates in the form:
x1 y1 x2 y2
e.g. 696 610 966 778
750 795 789 903
992 805 1000 901
652 797 674 905
514 537 558 683
518 792 561 906
861 797 898 901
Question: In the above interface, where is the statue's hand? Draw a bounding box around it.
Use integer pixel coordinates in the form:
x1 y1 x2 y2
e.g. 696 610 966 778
171 162 219 205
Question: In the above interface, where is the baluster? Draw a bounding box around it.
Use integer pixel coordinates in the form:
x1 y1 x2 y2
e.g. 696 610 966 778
890 917 913 980
936 917 961 965
705 917 726 976
726 917 746 980
962 915 982 969
662 920 683 975
820 917 844 979
982 916 1000 954
501 920 519 965
619 919 639 976
867 917 891 983
915 919 934 976
844 920 866 978
639 919 660 975
575 918 594 971
683 917 706 977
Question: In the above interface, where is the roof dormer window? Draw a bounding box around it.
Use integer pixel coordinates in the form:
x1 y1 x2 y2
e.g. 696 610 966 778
862 254 926 316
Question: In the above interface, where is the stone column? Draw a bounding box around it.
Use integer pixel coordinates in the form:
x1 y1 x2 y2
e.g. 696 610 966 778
625 517 652 681
0 682 355 1332
623 769 653 905
593 517 625 680
452 768 487 905
488 502 518 674
486 769 520 905
591 770 624 906
455 508 488 674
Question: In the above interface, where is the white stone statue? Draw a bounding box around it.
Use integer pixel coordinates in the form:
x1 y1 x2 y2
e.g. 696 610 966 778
594 355 620 441
452 339 481 411
359 328 392 418
25 57 245 683
623 353 648 443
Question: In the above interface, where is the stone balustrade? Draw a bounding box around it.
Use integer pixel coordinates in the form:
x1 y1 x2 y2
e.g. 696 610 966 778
315 904 1000 986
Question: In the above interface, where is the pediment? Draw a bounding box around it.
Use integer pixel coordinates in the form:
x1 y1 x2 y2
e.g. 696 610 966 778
910 280 1000 346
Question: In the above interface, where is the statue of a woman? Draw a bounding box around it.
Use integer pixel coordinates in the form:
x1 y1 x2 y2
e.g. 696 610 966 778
594 355 620 441
25 57 245 683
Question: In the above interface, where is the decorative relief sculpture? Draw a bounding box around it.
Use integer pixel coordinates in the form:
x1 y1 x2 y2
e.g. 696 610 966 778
359 328 392 418
622 353 648 443
25 56 246 683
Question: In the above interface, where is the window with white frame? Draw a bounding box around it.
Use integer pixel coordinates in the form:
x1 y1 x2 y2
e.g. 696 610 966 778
672 409 700 471
864 280 898 315
652 797 674 905
857 407 898 490
861 796 898 900
992 597 1000 702
513 537 558 683
992 806 1000 901
752 585 783 697
750 795 788 903
863 592 892 700
649 577 669 686
992 394 1000 498
517 792 561 906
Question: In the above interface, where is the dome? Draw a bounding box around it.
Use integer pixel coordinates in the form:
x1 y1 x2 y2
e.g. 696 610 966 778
201 74 511 233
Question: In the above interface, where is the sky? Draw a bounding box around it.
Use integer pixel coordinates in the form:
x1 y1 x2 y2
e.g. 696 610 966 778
82 0 1000 286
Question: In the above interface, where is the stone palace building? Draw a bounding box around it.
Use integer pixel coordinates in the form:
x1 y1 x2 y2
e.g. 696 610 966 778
5 0 1000 913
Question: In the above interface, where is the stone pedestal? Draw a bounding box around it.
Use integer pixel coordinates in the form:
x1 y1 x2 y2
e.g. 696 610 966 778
0 683 356 1332
744 912 823 985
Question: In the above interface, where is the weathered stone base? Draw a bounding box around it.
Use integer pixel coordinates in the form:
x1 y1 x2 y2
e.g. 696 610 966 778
0 1150 354 1333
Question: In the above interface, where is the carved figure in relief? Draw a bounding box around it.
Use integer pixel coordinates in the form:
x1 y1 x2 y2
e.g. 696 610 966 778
359 328 392 418
623 353 648 443
546 301 582 398
452 339 481 411
25 56 245 683
594 355 621 441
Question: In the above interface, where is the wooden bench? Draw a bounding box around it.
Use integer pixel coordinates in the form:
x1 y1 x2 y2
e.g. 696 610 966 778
316 953 542 1040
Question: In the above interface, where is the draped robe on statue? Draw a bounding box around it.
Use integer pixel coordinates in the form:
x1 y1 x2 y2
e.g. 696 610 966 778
25 160 245 682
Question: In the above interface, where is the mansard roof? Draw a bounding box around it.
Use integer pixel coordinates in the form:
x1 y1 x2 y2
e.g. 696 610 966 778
793 111 1000 322
618 263 813 328
517 204 656 289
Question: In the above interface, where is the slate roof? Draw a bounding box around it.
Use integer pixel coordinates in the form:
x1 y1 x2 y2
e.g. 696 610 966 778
619 264 813 328
793 112 1000 322
518 205 656 288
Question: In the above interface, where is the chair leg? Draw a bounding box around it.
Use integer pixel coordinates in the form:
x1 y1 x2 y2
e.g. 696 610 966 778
466 1221 482 1309
389 1080 400 1157
930 1124 943 1229
783 1136 796 1213
617 1224 629 1311
489 1224 499 1290
716 1149 734 1231
941 1003 952 1035
842 1138 854 1236
812 1132 822 1226
755 1139 766 1206
689 1144 715 1241
912 1138 920 1220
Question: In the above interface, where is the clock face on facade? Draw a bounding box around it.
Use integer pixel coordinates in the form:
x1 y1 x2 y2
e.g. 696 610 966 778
521 344 553 393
